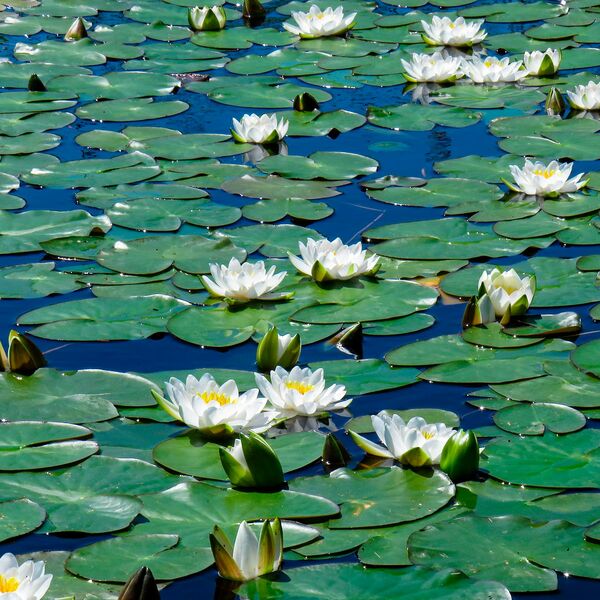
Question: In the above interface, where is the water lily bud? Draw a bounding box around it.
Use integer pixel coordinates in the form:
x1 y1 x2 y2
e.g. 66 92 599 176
64 17 88 41
219 432 285 489
322 433 350 472
7 330 46 375
440 429 479 483
28 73 46 92
210 519 283 582
242 0 266 21
188 6 226 32
118 567 160 600
546 87 565 116
293 92 319 112
256 326 301 372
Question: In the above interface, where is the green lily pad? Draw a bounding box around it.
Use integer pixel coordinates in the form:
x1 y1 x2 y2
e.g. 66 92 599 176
493 402 587 435
290 466 454 529
0 421 96 471
76 98 189 122
368 104 481 131
0 262 83 298
0 499 45 542
484 429 600 488
462 323 543 349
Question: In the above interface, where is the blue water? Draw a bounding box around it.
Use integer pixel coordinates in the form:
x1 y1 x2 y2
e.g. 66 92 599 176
0 0 599 598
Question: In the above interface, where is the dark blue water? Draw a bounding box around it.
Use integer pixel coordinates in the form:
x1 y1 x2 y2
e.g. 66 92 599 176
0 0 599 598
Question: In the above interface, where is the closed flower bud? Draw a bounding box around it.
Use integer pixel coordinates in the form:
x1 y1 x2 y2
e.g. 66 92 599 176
242 0 266 21
64 17 88 41
28 73 46 92
0 330 47 375
118 567 160 600
546 87 565 116
188 6 226 32
219 432 284 489
256 326 301 372
440 429 479 483
293 92 319 112
322 433 350 472
210 519 283 582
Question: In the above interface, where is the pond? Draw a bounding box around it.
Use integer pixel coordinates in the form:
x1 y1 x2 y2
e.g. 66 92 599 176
0 0 599 598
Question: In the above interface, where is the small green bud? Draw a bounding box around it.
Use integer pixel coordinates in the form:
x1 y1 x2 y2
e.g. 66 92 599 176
242 0 266 21
322 433 350 472
219 432 285 489
118 566 160 600
7 331 46 375
64 17 88 41
28 74 46 92
440 429 479 483
256 326 301 372
293 92 319 112
546 87 565 116
188 6 227 32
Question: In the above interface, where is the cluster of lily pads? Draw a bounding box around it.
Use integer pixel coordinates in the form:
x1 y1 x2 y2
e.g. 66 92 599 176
0 0 600 598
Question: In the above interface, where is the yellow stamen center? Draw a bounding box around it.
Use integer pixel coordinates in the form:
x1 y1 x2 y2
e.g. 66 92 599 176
533 168 556 179
484 59 493 68
285 381 314 394
0 576 19 593
449 23 455 29
199 391 235 406
422 431 436 440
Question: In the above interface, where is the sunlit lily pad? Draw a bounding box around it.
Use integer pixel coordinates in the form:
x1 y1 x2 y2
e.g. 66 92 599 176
493 402 587 435
0 499 45 543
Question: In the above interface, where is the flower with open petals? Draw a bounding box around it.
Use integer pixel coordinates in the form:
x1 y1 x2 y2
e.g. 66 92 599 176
201 258 290 303
567 80 600 111
289 237 379 282
421 16 487 47
231 114 288 145
0 553 52 600
506 159 588 197
401 51 463 83
255 366 350 418
210 520 282 582
523 48 561 76
461 56 526 83
283 5 356 39
153 374 274 438
350 412 455 467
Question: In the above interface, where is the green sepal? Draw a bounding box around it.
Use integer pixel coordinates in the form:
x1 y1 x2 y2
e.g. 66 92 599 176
230 129 247 144
256 326 280 372
151 389 180 420
200 9 223 31
258 518 282 576
501 177 522 194
0 340 8 372
118 566 160 600
509 294 530 318
545 87 565 116
311 260 331 283
210 526 244 581
440 429 479 483
278 334 301 369
219 445 256 488
400 446 431 468
8 330 46 375
241 432 284 489
243 0 266 20
538 53 558 77
330 322 362 357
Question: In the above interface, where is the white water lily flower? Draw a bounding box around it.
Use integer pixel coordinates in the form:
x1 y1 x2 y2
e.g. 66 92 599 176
210 519 283 582
461 56 526 83
255 366 350 418
201 258 290 303
231 114 288 144
154 373 274 437
567 80 600 111
0 553 52 599
421 16 487 47
401 51 463 83
477 267 535 322
523 48 561 76
283 5 356 39
506 159 588 197
289 237 379 282
188 6 226 31
350 412 455 467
